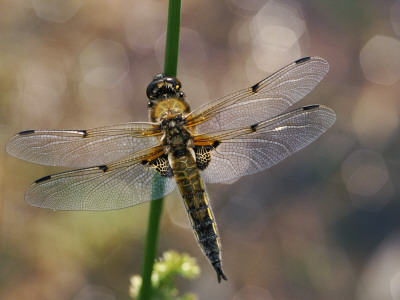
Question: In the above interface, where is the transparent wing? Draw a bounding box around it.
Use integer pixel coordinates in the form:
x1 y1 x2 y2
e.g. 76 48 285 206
186 57 329 133
25 147 176 211
6 122 161 168
194 105 336 183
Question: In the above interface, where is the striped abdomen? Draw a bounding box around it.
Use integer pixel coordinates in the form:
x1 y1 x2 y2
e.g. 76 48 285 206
170 150 227 282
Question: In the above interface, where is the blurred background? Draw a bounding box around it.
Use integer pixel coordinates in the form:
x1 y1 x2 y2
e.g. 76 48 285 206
1 0 400 299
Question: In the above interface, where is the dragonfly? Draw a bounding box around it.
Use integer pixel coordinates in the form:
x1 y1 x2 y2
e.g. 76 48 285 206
6 56 336 282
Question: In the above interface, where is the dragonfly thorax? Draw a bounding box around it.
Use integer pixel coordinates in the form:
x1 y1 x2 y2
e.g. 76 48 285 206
160 115 193 158
149 97 190 123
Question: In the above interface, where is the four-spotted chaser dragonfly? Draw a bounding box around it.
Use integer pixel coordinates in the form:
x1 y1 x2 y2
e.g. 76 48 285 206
6 57 336 282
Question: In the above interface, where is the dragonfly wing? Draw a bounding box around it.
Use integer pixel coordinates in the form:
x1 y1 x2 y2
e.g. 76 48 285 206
6 122 161 168
25 147 176 211
195 105 336 183
186 57 329 133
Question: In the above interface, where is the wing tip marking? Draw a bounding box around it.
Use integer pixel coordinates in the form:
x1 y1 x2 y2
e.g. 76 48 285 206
99 165 109 172
35 175 52 184
250 123 259 132
250 82 260 93
303 104 320 111
19 130 35 136
295 57 311 64
212 140 221 148
79 130 88 137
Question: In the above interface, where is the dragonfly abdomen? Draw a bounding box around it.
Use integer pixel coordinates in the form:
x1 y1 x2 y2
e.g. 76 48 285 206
170 151 227 282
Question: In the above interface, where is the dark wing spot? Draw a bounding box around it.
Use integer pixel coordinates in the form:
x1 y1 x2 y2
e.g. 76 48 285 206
79 130 88 137
251 82 260 93
19 130 35 135
99 165 109 172
35 175 51 184
212 140 221 148
295 57 311 64
303 104 320 110
250 123 258 132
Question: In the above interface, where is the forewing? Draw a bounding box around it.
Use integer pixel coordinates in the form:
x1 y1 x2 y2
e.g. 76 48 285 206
6 122 161 168
25 147 176 211
195 105 336 183
186 57 329 133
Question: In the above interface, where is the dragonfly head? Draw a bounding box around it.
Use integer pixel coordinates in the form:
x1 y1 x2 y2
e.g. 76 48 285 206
147 74 184 103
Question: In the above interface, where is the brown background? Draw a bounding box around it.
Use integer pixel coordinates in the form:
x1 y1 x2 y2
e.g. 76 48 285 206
1 1 400 299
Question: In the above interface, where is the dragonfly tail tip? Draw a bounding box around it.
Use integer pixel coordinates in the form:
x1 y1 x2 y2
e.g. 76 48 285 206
213 262 228 283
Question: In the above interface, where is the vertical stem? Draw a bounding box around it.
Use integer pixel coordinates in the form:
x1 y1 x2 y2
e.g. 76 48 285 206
138 1 181 299
164 0 181 77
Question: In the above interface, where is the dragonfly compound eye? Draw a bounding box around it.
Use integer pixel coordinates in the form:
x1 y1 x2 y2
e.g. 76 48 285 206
146 74 182 100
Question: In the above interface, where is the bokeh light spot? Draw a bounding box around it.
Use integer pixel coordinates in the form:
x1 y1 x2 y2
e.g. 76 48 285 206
356 235 400 300
346 165 388 197
248 1 307 73
360 35 400 85
391 272 400 300
341 150 391 210
31 0 83 23
124 1 167 54
352 88 399 149
79 39 129 89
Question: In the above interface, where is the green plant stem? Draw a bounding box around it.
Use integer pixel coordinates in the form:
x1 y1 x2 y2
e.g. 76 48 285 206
138 1 181 299
164 0 181 77
138 196 163 300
